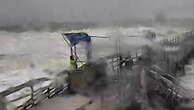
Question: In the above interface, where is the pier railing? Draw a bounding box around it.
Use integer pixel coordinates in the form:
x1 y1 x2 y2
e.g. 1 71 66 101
0 78 68 110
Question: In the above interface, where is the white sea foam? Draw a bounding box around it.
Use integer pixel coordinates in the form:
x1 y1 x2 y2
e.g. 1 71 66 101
0 26 192 109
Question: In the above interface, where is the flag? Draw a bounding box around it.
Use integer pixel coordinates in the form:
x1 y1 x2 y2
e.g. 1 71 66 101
64 32 91 46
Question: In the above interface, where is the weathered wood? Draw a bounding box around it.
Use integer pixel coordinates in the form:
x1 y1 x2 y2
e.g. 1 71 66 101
0 78 50 97
0 95 7 110
7 94 31 103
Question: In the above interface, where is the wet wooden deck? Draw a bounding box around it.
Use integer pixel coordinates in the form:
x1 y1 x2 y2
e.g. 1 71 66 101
30 94 100 110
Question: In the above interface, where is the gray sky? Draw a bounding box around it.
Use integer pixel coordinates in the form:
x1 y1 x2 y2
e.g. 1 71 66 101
0 0 194 26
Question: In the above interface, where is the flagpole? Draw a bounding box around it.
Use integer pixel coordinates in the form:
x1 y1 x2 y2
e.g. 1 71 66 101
90 36 110 38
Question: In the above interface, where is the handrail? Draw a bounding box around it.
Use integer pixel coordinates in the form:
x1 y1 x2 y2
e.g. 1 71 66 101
0 77 68 110
0 78 50 97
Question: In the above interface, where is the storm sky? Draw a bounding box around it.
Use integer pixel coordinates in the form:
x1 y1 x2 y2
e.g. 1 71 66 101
0 0 194 26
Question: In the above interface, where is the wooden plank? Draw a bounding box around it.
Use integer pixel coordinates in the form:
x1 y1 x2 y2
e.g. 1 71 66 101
0 78 50 97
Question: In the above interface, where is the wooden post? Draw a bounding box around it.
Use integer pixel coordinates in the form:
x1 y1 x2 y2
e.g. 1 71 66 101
74 46 77 60
71 46 73 56
30 86 34 105
0 95 7 110
100 94 104 110
47 87 51 99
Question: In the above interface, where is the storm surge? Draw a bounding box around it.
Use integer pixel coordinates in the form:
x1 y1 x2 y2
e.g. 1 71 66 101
0 22 97 33
0 26 193 109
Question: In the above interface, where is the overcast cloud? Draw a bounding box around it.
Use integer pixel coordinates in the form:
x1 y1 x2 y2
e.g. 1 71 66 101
0 0 194 26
